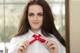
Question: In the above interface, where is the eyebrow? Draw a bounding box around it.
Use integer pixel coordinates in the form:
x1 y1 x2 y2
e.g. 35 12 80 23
29 12 43 13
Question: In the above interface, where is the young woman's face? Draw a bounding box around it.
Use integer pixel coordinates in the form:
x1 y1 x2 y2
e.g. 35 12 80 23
28 5 43 30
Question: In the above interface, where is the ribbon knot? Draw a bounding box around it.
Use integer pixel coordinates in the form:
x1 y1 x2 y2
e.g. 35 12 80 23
33 34 41 40
29 34 47 44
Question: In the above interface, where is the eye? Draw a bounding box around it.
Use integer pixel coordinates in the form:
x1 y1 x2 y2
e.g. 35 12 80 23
37 13 43 16
28 13 34 16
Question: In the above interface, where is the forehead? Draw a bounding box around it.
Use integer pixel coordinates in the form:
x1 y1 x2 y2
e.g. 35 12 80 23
28 4 43 13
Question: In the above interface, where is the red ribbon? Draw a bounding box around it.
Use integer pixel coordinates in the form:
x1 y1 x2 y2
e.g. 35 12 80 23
29 34 47 44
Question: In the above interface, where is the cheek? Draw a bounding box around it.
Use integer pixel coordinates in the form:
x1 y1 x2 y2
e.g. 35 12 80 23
41 19 43 25
28 16 32 22
40 17 43 24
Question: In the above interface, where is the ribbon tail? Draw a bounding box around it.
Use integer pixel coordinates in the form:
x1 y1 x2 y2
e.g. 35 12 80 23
39 37 47 43
29 39 36 44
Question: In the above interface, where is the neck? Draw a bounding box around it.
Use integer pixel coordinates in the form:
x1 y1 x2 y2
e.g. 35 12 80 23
31 29 41 33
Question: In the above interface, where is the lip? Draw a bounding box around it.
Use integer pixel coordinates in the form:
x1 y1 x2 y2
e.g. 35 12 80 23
32 22 39 24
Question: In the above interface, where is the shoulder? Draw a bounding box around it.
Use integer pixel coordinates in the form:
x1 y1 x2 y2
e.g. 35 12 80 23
10 35 23 43
10 33 28 44
9 33 28 47
45 33 58 42
9 36 23 47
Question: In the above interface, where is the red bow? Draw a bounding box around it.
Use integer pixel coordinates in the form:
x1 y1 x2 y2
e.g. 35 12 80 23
29 34 47 44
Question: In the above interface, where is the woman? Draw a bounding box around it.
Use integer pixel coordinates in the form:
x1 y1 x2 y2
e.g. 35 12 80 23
8 0 66 53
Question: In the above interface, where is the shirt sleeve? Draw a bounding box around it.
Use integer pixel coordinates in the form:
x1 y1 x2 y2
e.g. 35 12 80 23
58 39 66 53
48 34 66 53
8 37 20 53
58 41 66 53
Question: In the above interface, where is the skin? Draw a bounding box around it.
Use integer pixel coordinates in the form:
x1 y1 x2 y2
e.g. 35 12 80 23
28 5 43 33
17 4 58 53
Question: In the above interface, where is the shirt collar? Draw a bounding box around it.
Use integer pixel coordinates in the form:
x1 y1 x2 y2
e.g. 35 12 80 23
27 29 43 38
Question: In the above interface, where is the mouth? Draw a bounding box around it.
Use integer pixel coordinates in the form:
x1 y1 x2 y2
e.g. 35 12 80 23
32 22 39 24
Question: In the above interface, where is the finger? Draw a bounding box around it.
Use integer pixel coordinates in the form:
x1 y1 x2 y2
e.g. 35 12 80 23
20 44 26 50
46 41 53 47
18 46 25 52
22 41 30 48
49 43 54 47
26 41 30 45
49 45 56 49
20 42 28 50
50 41 57 45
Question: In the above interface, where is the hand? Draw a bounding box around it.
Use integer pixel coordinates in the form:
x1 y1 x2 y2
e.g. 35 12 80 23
45 41 58 53
17 41 30 53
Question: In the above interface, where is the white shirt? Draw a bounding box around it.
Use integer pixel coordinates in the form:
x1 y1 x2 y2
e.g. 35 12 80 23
8 29 66 53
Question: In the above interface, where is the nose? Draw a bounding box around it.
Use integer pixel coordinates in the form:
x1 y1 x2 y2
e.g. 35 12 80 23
33 15 38 20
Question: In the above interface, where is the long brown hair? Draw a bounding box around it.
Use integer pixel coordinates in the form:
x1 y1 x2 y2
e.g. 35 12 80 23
16 0 66 47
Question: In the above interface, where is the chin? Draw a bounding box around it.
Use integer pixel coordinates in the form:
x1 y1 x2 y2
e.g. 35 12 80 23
33 27 40 30
32 26 41 30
